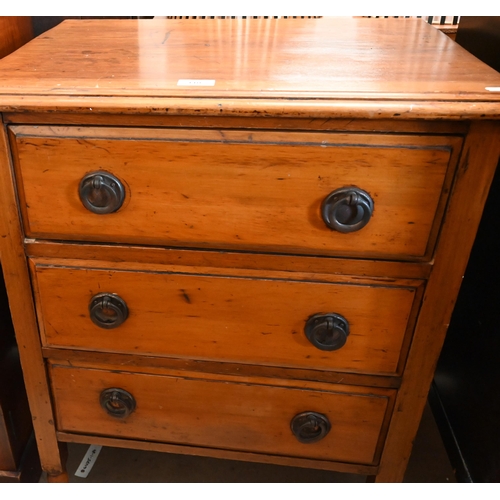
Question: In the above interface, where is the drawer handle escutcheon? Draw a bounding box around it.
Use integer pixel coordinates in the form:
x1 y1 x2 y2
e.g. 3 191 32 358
100 388 136 419
322 187 374 233
89 293 129 329
79 171 125 214
291 412 331 444
304 313 349 351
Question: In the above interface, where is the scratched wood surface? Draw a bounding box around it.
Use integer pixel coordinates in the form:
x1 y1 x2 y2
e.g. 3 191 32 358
32 262 420 375
1 18 499 483
49 363 392 464
375 121 500 481
43 348 402 389
0 18 498 104
55 431 378 475
24 241 433 280
1 113 470 135
11 126 460 260
0 121 65 477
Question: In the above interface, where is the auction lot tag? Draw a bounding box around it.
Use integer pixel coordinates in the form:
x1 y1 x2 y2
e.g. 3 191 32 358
74 445 103 478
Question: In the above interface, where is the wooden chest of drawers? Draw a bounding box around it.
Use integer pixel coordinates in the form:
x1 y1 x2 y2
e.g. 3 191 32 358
0 18 499 482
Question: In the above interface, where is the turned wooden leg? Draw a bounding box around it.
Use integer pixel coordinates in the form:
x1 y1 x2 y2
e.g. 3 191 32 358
45 443 69 483
47 471 69 483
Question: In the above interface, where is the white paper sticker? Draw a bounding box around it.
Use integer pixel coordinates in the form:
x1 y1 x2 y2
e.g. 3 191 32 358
485 87 500 92
177 79 216 86
74 445 102 478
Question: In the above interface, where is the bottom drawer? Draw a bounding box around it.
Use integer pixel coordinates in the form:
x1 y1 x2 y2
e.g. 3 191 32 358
49 363 393 465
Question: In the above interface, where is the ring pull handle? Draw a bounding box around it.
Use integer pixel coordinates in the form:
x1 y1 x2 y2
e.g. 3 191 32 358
322 187 374 233
304 313 349 351
291 412 331 444
79 171 125 214
89 293 129 329
100 388 136 419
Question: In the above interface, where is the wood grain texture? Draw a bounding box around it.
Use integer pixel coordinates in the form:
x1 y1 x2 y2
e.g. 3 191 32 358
0 121 64 476
1 19 499 483
29 256 424 287
11 126 459 260
49 358 397 395
2 113 470 135
46 471 69 483
32 262 420 375
0 17 33 60
24 241 433 280
49 363 392 465
43 348 402 389
376 121 500 482
1 95 500 120
0 18 499 114
56 431 378 475
0 15 41 484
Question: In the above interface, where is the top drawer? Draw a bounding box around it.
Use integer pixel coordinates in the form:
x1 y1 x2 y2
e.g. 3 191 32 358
10 126 460 260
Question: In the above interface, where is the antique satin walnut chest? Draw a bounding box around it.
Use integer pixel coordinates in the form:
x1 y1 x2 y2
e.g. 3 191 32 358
0 18 499 482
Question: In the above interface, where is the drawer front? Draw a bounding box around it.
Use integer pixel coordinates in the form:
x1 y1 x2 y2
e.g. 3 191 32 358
33 263 420 375
12 126 459 259
49 364 392 464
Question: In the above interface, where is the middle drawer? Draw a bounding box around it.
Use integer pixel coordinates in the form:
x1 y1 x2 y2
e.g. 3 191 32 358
31 261 421 375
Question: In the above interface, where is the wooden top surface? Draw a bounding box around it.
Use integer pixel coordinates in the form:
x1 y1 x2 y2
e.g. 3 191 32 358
0 17 500 118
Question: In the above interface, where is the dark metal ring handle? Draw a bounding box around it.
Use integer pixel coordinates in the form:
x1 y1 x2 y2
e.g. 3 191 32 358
291 412 331 444
322 187 374 233
100 388 136 419
79 171 125 214
89 293 129 329
304 313 349 351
